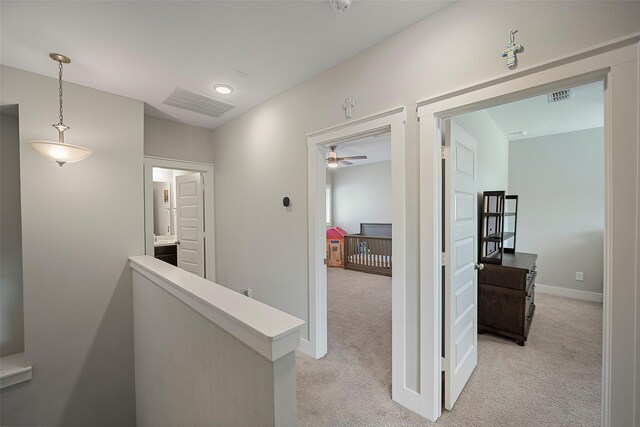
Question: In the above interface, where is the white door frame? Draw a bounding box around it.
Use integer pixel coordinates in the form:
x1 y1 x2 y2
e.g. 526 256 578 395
306 107 421 412
144 156 216 281
418 33 640 424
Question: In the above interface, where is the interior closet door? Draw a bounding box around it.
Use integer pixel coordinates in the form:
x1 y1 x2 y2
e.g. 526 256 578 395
176 173 205 277
444 121 479 410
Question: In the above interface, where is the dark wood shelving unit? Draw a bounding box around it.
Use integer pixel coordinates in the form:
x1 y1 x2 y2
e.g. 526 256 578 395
484 231 515 241
503 195 518 254
485 212 515 217
480 191 518 264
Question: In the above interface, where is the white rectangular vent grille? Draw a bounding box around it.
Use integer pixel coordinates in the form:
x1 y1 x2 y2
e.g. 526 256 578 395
162 87 234 118
547 89 573 103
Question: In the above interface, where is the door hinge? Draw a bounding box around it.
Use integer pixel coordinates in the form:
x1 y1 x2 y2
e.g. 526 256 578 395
441 146 449 159
441 356 446 371
441 252 448 267
324 258 327 265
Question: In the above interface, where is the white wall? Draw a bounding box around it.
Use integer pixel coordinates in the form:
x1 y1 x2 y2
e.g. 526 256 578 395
0 65 143 426
153 182 171 236
509 128 604 295
325 166 333 225
331 161 392 234
209 0 640 396
152 168 196 236
152 167 172 182
144 115 213 163
453 110 510 196
1 106 25 357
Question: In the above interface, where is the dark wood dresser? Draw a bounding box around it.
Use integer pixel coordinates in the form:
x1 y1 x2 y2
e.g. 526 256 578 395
478 252 537 346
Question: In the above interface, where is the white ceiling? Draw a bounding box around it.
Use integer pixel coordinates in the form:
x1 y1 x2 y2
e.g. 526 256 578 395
329 131 391 168
1 1 451 129
486 81 604 141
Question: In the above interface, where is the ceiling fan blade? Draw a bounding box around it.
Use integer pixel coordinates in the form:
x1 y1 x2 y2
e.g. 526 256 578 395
338 155 368 160
339 160 353 165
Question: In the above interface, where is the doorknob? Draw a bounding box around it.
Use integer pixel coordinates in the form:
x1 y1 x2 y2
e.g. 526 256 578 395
475 262 485 270
176 240 180 245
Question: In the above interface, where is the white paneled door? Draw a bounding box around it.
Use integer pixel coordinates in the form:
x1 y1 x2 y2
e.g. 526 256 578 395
176 173 205 277
444 121 479 410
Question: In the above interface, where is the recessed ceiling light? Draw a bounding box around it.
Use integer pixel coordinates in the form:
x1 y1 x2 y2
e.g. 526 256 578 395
213 84 233 95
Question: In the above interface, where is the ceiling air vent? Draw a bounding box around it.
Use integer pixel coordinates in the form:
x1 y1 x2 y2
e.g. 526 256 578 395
162 87 234 118
547 89 573 103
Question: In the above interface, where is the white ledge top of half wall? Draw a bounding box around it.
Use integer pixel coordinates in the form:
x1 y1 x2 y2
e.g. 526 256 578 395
129 255 305 361
0 353 32 389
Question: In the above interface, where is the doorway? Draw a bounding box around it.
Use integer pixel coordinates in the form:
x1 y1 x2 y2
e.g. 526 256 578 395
299 131 394 424
418 35 640 425
439 81 605 424
304 107 420 414
143 156 215 281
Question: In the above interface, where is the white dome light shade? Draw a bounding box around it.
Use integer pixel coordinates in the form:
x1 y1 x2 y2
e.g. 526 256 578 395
29 140 92 167
327 160 338 168
213 84 233 95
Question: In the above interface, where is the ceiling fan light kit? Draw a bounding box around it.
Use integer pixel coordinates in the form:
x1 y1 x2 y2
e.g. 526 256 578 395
28 53 92 167
330 0 352 12
326 145 367 169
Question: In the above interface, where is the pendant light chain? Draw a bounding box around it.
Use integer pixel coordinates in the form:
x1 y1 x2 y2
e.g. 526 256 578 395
28 53 92 167
58 61 64 125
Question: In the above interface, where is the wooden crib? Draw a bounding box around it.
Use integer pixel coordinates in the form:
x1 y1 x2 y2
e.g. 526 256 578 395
344 223 392 276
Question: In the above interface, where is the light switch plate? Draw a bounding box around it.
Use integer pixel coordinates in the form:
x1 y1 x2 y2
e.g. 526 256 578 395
575 272 584 281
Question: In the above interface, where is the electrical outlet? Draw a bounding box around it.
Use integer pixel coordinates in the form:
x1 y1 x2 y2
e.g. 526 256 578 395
575 272 584 281
243 289 253 298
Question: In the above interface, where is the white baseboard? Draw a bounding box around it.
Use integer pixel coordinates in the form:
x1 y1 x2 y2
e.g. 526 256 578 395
297 338 314 357
297 337 328 359
535 283 603 303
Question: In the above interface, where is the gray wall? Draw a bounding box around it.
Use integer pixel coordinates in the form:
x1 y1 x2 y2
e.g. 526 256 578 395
453 110 510 196
1 106 25 357
0 66 144 426
210 1 640 351
133 270 296 427
144 114 214 163
331 161 392 234
509 128 605 294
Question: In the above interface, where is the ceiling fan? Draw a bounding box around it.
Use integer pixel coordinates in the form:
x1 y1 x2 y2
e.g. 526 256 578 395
326 146 367 168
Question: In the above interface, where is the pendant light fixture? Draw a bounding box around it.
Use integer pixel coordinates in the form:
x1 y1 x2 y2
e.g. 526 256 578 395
28 53 92 167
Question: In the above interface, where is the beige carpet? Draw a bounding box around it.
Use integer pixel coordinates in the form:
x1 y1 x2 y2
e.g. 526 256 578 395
296 268 602 426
